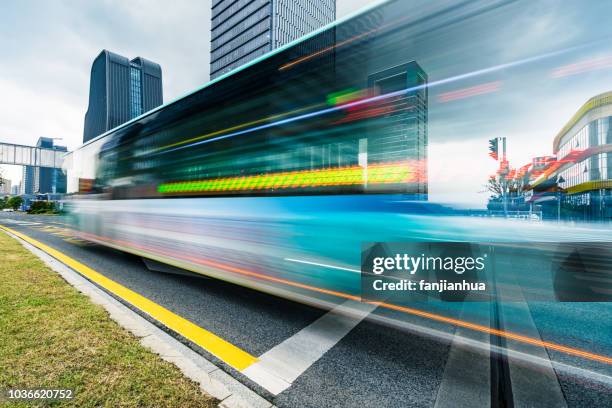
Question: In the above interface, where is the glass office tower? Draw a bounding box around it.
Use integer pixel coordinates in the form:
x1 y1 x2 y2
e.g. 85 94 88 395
210 0 336 79
21 137 67 194
83 50 163 143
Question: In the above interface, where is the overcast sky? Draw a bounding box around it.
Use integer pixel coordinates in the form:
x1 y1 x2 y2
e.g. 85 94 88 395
0 0 373 184
1 0 611 206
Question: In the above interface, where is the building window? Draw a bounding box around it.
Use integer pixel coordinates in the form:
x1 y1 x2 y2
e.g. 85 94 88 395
130 66 142 118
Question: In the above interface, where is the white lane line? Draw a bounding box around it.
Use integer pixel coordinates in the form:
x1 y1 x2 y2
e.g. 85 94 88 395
284 257 361 273
497 277 567 408
243 300 377 395
434 299 491 408
284 258 406 283
0 219 41 226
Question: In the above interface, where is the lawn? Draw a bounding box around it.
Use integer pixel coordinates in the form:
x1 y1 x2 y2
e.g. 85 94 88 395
0 231 218 407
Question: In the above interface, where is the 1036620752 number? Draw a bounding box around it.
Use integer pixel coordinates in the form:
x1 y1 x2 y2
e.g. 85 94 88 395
4 388 74 400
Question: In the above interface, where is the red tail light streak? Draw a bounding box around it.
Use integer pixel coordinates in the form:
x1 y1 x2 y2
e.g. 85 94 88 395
552 55 612 78
437 81 502 103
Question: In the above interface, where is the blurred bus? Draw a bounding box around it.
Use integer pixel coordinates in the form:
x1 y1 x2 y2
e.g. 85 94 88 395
63 0 612 308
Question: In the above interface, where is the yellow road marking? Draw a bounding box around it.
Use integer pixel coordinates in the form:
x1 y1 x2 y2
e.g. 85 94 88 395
36 226 58 232
0 224 258 371
62 237 92 246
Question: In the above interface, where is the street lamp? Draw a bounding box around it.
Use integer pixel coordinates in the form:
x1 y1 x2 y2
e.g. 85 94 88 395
556 176 566 222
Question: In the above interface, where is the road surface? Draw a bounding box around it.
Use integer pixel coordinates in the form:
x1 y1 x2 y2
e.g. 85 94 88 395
1 213 610 407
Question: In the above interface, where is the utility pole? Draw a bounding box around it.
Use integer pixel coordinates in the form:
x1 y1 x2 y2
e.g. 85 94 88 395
557 176 565 222
501 137 507 217
489 137 508 217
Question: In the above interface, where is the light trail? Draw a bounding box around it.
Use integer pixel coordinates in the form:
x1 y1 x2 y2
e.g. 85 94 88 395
153 103 324 152
153 102 345 156
73 230 612 366
157 161 415 194
437 81 502 103
379 302 612 365
279 23 383 71
277 0 473 71
154 44 584 157
284 258 361 274
551 55 612 78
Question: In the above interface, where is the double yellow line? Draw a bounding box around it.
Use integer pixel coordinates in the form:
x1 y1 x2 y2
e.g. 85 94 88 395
0 224 258 371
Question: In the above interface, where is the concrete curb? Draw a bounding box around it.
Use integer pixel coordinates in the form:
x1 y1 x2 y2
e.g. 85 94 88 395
4 230 273 408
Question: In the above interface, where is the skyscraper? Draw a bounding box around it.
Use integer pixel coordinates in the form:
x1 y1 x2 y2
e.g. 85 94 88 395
21 166 35 195
21 137 68 194
210 0 336 79
83 50 163 143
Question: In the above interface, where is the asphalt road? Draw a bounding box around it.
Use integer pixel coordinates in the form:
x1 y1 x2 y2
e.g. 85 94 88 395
1 212 610 407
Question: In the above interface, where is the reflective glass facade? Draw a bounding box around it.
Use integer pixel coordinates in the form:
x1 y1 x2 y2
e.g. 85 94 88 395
555 92 612 219
21 137 67 194
210 0 335 79
273 0 335 48
557 117 612 160
130 65 143 118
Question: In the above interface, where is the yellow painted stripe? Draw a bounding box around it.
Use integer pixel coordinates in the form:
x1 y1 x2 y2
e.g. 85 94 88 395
566 179 612 194
0 224 258 371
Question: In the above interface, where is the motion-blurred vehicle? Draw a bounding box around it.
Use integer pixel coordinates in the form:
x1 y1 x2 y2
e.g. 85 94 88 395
63 0 612 308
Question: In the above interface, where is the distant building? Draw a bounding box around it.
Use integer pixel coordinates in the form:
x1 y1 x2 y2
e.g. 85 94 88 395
21 166 35 195
83 50 163 143
554 91 612 220
210 0 336 79
22 137 67 194
11 183 19 195
0 178 11 195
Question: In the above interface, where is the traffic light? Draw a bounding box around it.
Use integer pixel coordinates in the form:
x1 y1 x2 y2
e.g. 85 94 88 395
488 138 498 160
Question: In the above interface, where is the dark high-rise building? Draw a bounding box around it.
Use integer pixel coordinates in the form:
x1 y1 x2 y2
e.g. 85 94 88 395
22 137 68 194
21 166 35 195
83 50 162 143
210 0 336 79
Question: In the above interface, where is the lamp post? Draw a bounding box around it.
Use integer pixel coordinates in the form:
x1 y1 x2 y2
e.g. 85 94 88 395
556 176 565 222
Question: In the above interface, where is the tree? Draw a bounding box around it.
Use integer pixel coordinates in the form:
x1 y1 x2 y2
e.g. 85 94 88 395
482 174 526 200
28 200 57 214
8 196 23 211
483 176 504 199
0 196 8 209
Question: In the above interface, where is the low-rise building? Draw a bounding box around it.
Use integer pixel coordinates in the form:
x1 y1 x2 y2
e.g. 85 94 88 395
0 178 11 195
554 92 612 220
